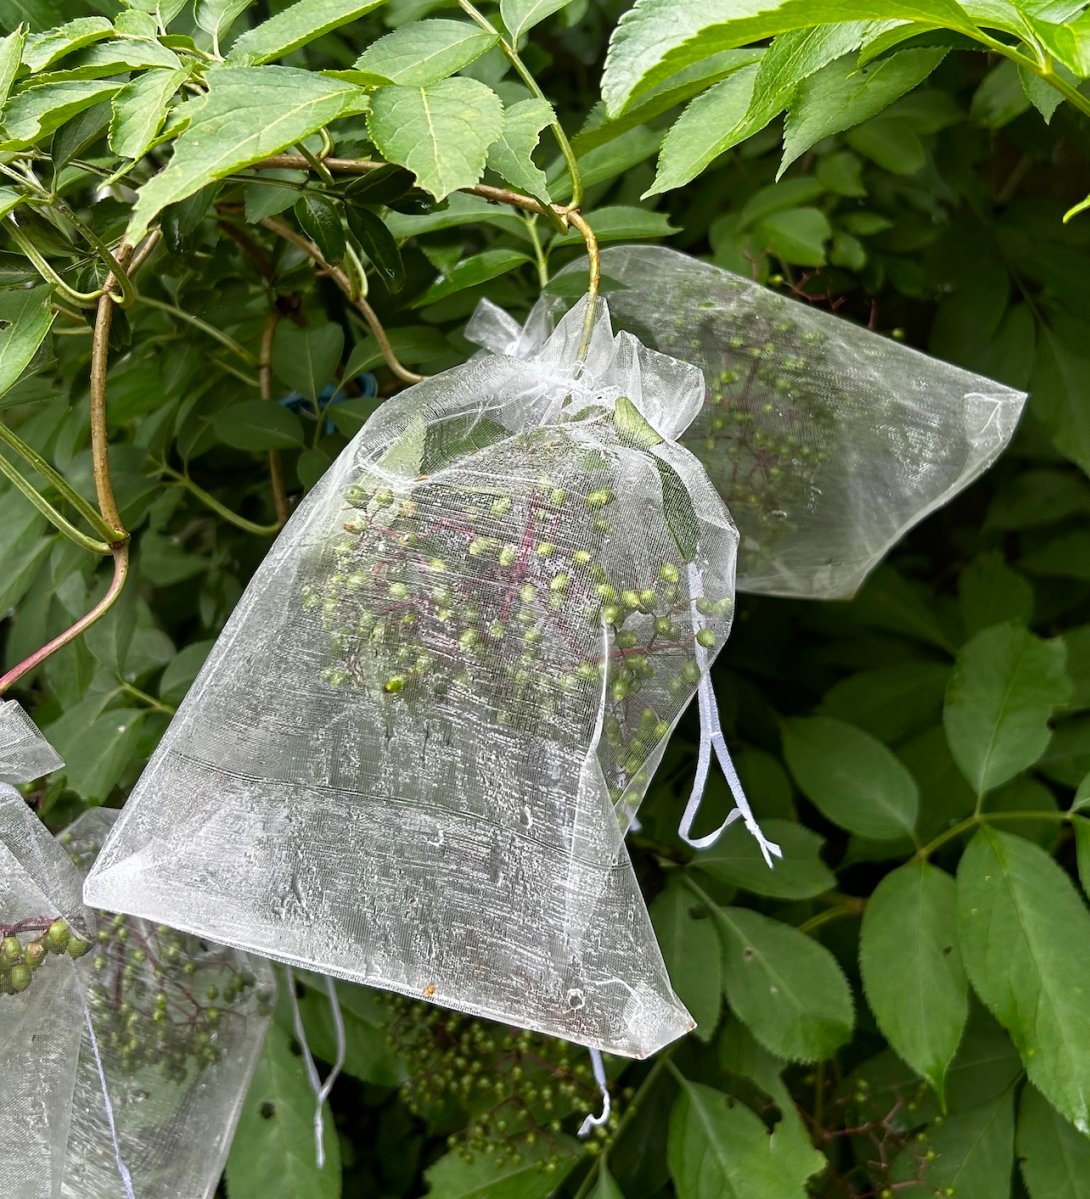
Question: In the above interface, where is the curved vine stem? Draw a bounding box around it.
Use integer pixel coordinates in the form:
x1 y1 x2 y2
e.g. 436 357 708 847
256 214 426 384
158 462 283 537
0 452 111 554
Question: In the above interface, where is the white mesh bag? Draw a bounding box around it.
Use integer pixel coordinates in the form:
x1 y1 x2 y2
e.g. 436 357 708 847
545 246 1026 598
0 786 89 1199
1 699 64 784
62 807 275 1199
85 298 745 1058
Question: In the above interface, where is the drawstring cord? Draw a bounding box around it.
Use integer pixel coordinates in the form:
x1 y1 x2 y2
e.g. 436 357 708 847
577 1047 611 1138
679 563 782 868
285 966 347 1169
80 979 137 1198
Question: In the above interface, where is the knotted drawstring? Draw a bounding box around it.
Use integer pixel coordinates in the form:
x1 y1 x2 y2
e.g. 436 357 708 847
285 966 347 1169
577 1047 611 1138
678 563 783 868
80 980 137 1199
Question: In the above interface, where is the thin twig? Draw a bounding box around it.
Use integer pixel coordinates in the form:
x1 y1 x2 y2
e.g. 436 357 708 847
258 215 426 384
90 244 134 538
261 309 290 524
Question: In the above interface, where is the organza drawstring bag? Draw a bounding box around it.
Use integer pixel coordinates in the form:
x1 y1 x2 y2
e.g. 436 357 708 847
0 704 273 1198
538 246 1027 598
85 297 770 1058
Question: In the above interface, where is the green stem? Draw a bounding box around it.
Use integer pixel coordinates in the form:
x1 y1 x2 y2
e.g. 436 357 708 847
967 30 1090 120
455 0 585 209
915 808 1073 861
525 214 550 288
43 196 137 307
0 451 111 554
138 295 259 366
4 219 107 306
160 464 282 536
119 681 176 716
296 141 335 186
0 420 119 541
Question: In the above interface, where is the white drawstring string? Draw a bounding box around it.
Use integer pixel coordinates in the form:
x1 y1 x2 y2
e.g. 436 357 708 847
679 563 782 868
285 967 347 1169
577 1047 611 1137
80 981 136 1198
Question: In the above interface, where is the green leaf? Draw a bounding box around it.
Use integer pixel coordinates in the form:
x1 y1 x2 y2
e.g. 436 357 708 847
971 58 1032 127
958 826 1090 1133
644 65 759 196
52 707 147 803
22 16 113 73
195 0 251 43
0 285 55 400
944 623 1071 796
424 1136 578 1197
548 204 679 245
696 819 835 899
344 205 404 290
108 66 188 161
159 639 215 706
782 716 920 840
583 1162 625 1199
127 66 368 244
486 97 554 205
958 552 1034 635
781 48 945 175
1064 625 1090 711
1021 65 1065 123
753 207 831 266
1031 323 1090 478
1029 13 1090 79
0 79 120 150
342 325 451 375
33 36 182 81
614 394 664 449
0 536 51 613
656 456 699 560
413 248 529 307
212 401 306 451
225 1022 341 1199
651 878 722 1040
891 1085 1015 1198
860 861 969 1104
500 0 575 42
294 192 346 264
717 906 854 1061
820 663 949 744
271 322 344 403
0 26 27 111
985 469 1090 530
1075 816 1090 900
229 0 389 65
353 19 497 86
368 77 504 201
1018 1084 1090 1199
667 1077 827 1198
601 0 975 116
290 976 407 1087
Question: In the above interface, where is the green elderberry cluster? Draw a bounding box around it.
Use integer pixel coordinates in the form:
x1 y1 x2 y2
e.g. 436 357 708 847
306 422 730 810
0 916 91 996
384 996 624 1170
676 311 837 566
63 829 273 1083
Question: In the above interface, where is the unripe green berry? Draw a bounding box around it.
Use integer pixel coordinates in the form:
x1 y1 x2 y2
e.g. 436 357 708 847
0 936 22 965
696 629 716 648
45 920 70 954
9 964 31 993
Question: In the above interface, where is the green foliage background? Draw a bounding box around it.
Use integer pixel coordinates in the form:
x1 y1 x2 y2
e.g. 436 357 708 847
2 1 1090 1196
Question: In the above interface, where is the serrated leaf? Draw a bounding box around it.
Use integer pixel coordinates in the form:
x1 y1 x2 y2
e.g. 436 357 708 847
601 0 975 117
501 0 574 42
0 79 120 150
1029 13 1090 79
109 66 188 160
697 819 835 899
754 206 831 265
944 623 1071 796
782 716 919 839
195 0 251 42
860 861 969 1104
971 57 1032 127
781 48 945 175
213 401 306 450
667 1077 827 1198
271 322 344 403
890 1084 1015 1198
344 204 404 289
1018 1084 1090 1199
414 247 529 307
295 191 346 264
486 97 554 205
229 0 389 65
367 77 504 201
424 1136 578 1196
717 906 854 1061
0 285 55 400
1020 65 1065 122
958 826 1090 1133
22 16 113 72
353 19 497 86
127 66 368 244
651 878 722 1040
225 1022 340 1199
0 26 27 111
33 36 182 81
548 205 678 246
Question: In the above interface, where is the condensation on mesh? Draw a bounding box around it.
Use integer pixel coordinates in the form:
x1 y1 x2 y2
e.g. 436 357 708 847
542 246 1027 599
0 700 65 784
0 786 91 1199
62 808 274 1199
86 298 740 1058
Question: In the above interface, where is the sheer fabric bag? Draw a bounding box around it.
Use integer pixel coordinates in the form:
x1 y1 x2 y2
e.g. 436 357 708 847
86 298 743 1057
